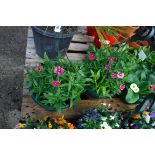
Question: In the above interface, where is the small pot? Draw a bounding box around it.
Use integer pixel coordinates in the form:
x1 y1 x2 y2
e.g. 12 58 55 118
31 93 80 111
32 26 77 59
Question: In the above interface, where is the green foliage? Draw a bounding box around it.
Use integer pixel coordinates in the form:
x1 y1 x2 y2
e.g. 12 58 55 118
124 46 155 103
125 88 139 104
26 54 86 112
85 44 136 98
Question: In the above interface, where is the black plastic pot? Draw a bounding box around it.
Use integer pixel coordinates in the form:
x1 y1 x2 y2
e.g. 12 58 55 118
31 93 79 111
32 26 77 59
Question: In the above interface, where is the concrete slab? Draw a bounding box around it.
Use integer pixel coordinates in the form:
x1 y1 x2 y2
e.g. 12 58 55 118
0 26 27 128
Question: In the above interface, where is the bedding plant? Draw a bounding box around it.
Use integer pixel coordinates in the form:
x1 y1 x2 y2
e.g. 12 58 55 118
15 113 75 129
26 54 86 113
123 46 155 104
85 43 137 98
123 111 155 129
77 104 124 129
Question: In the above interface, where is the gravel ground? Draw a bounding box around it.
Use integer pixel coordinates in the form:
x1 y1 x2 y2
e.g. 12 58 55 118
0 26 27 128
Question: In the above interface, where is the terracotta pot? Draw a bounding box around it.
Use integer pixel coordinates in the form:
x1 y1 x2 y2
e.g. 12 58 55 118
118 26 139 42
129 40 149 48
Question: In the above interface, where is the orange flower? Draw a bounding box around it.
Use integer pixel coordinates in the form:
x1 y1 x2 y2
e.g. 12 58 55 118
143 111 149 115
54 118 67 124
132 114 141 119
58 126 64 129
67 123 74 129
48 123 52 129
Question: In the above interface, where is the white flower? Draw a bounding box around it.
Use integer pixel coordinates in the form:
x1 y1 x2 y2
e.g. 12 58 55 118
144 115 150 124
110 115 115 120
134 87 140 93
152 122 155 127
100 122 112 129
130 83 140 93
115 123 120 128
100 39 110 45
101 102 107 106
101 117 107 121
130 83 138 90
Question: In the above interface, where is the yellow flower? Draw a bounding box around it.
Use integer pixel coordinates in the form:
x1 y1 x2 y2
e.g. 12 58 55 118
143 111 149 115
54 118 67 124
48 123 52 129
44 116 49 121
58 126 64 129
67 123 74 129
18 123 26 129
132 114 141 119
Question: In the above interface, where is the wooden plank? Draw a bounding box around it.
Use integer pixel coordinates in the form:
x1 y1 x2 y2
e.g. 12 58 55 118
21 93 137 121
25 52 86 67
72 34 94 43
69 42 89 51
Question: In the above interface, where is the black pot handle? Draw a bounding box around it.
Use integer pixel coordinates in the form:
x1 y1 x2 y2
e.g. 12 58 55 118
134 93 155 114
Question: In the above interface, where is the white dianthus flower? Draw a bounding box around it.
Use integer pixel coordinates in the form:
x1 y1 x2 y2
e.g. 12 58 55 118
130 83 139 93
134 87 140 93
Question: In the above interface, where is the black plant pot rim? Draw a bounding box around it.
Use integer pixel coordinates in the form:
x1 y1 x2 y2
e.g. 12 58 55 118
31 93 80 111
31 26 77 38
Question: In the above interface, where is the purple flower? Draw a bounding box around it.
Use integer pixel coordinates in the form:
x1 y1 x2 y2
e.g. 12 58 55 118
26 113 30 118
85 113 90 116
91 115 98 120
92 109 97 113
15 125 20 129
132 124 139 129
149 112 155 118
19 119 26 124
78 123 83 128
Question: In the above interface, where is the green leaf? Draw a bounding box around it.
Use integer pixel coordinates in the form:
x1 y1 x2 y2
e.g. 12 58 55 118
96 70 101 80
90 70 95 77
140 71 146 80
126 74 139 83
125 88 139 104
149 74 155 83
149 52 155 64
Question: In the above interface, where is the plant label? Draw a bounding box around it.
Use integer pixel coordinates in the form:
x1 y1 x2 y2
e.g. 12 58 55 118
138 50 147 61
54 26 61 32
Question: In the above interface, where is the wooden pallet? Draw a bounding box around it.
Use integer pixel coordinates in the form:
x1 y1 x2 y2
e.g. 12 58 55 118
22 27 137 120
